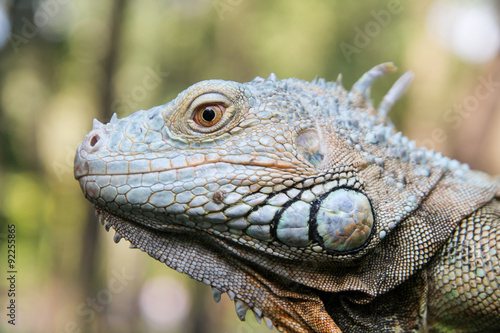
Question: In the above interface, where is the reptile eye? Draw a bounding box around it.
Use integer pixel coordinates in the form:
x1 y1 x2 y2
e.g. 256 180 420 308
185 92 235 134
193 104 225 127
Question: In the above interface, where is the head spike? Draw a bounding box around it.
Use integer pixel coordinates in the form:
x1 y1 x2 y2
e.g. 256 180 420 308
234 300 249 321
92 118 104 130
267 73 278 82
212 288 222 303
110 113 119 124
264 317 274 330
113 232 122 243
336 73 343 88
349 63 396 101
251 76 265 83
282 80 288 91
253 309 263 323
377 71 414 120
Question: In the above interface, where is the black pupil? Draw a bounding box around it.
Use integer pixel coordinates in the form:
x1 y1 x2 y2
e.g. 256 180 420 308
202 108 216 122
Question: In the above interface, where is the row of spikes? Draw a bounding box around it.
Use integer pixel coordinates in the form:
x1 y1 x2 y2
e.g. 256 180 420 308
93 63 413 131
261 62 413 122
211 287 275 330
96 210 276 330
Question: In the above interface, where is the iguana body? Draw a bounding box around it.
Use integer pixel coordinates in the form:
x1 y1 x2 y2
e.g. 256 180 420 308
74 63 500 332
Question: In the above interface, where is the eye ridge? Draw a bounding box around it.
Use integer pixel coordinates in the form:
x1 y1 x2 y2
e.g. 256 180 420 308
193 103 225 127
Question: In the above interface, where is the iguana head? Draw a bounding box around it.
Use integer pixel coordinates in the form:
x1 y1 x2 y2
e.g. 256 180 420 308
74 63 488 331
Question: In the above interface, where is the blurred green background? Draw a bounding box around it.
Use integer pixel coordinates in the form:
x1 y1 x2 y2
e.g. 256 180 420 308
1 0 500 332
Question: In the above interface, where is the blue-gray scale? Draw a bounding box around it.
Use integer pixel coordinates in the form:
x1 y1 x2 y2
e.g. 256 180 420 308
275 189 373 252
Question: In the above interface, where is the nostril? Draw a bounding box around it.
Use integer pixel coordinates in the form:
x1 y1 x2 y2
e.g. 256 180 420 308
84 129 105 152
90 134 100 147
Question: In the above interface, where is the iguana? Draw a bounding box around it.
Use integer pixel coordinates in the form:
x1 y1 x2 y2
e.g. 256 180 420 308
74 63 500 332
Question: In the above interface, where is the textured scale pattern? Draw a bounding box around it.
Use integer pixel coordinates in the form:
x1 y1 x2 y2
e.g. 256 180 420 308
428 201 500 332
74 63 500 332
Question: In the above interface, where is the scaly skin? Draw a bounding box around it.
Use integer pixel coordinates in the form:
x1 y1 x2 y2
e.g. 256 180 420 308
74 63 500 332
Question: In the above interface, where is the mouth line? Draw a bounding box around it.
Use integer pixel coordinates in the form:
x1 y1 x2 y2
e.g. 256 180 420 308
75 158 299 180
95 206 196 234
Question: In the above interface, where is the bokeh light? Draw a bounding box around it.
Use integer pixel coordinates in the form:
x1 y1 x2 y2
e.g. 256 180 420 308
139 275 191 331
427 0 500 64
